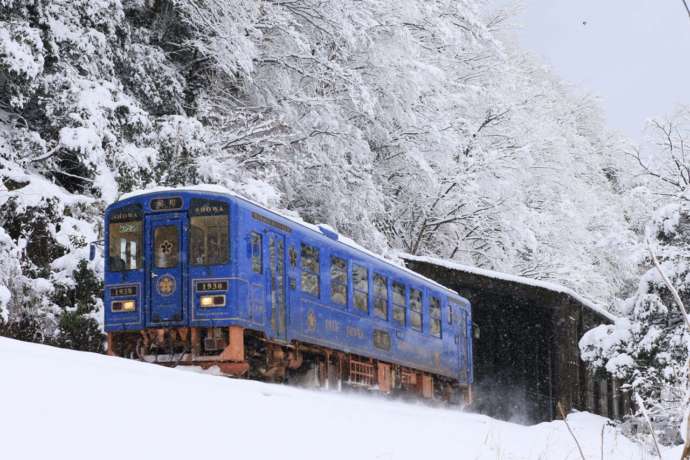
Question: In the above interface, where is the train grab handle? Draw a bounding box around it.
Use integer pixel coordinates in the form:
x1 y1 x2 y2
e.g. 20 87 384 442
89 240 104 261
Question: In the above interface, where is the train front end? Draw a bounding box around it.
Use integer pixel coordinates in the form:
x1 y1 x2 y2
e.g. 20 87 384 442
103 190 245 373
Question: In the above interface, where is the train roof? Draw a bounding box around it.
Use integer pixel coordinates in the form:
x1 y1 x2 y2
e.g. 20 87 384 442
114 185 465 301
403 254 618 322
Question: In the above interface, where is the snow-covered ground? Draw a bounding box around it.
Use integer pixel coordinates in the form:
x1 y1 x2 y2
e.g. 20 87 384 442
0 337 678 460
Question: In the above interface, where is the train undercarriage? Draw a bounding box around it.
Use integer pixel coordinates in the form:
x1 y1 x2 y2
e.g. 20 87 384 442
107 326 472 405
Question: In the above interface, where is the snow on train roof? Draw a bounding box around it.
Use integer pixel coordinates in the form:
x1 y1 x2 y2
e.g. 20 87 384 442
117 185 462 299
403 254 617 322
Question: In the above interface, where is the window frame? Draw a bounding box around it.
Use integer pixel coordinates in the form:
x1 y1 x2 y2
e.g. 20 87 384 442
329 254 348 307
392 281 407 328
299 242 321 298
250 231 263 274
108 219 144 272
429 295 442 338
107 205 144 273
188 199 230 267
153 224 180 269
352 263 369 314
373 272 389 320
409 287 423 333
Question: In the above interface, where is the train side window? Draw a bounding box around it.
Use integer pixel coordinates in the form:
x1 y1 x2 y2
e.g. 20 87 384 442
289 245 297 269
300 243 320 297
450 302 462 325
251 232 262 273
373 273 388 320
330 256 347 306
392 282 406 327
353 264 369 313
430 296 442 338
410 288 423 332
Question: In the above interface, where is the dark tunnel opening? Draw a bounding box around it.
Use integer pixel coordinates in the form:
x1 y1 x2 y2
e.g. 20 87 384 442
471 292 555 424
404 257 629 424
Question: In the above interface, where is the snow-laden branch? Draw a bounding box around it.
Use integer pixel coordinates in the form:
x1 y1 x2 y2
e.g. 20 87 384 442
634 393 663 459
647 241 690 460
647 240 690 333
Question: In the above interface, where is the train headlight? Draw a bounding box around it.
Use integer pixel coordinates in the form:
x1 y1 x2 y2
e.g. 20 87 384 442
200 294 226 308
112 300 136 312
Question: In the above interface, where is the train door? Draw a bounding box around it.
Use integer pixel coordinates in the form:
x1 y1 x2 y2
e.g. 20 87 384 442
456 306 469 383
266 231 287 341
146 214 186 326
246 230 266 325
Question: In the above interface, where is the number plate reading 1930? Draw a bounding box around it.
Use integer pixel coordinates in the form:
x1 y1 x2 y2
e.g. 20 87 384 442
150 197 183 211
110 285 137 297
196 280 228 292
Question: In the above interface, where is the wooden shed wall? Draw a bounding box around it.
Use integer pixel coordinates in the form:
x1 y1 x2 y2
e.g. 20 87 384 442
404 259 628 423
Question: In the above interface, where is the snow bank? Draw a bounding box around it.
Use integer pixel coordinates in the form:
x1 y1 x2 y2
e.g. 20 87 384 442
0 337 676 460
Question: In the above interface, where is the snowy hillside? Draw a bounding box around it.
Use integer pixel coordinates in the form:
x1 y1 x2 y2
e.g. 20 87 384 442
0 337 677 460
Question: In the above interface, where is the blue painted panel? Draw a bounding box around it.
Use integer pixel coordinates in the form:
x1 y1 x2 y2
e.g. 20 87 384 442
188 197 233 326
104 203 146 332
104 281 144 331
146 213 186 327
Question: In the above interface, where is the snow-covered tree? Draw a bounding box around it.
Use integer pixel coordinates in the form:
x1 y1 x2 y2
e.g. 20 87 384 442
581 109 690 445
179 0 637 302
0 0 217 343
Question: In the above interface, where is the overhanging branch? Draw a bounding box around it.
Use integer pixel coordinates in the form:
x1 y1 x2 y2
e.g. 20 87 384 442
682 0 690 23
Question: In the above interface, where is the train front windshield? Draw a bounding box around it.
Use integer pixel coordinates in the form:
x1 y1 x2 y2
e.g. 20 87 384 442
190 215 228 265
107 199 231 272
189 198 230 266
108 206 144 272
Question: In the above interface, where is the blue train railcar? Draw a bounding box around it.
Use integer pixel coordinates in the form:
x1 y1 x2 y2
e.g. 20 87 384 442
104 188 473 401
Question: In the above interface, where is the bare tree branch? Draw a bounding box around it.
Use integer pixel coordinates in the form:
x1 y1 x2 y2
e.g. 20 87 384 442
557 402 586 460
625 147 684 191
682 0 690 24
646 241 690 460
634 393 663 459
647 240 690 333
26 145 60 164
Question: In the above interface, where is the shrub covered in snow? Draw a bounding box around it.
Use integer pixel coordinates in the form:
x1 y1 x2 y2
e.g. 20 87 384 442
581 194 690 445
0 0 215 345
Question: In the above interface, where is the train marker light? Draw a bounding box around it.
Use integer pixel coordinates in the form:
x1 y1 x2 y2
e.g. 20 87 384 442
200 295 226 308
112 300 136 312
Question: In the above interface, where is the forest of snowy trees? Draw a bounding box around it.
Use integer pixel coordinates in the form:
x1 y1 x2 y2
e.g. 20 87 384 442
0 0 688 448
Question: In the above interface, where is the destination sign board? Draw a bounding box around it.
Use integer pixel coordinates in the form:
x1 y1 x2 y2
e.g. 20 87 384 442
150 197 183 211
